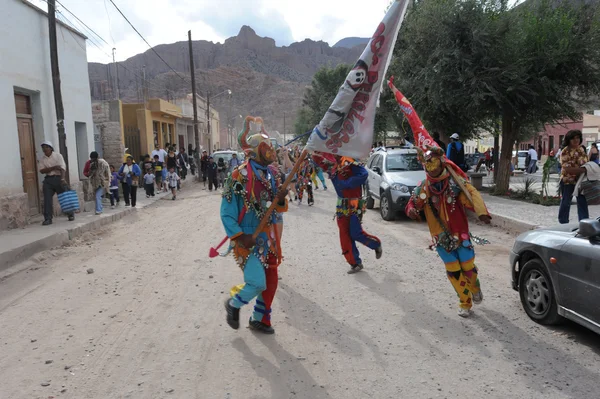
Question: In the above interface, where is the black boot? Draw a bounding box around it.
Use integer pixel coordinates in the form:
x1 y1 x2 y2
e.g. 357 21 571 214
347 263 364 274
249 318 275 334
224 298 240 330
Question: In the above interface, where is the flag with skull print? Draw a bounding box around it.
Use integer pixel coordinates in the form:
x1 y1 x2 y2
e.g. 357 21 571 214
305 0 409 159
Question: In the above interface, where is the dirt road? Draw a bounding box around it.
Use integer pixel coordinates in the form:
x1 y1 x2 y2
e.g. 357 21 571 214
0 183 598 399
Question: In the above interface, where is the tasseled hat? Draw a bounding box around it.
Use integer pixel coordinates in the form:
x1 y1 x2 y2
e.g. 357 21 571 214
238 116 275 164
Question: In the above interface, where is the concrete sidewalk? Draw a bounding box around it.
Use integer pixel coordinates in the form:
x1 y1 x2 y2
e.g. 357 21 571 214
0 185 189 272
479 193 600 235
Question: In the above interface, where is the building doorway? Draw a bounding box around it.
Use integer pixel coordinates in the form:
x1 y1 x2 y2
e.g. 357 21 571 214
14 93 40 216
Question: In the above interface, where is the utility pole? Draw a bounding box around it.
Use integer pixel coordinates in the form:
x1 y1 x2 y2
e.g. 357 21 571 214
48 0 70 184
188 31 201 180
283 112 286 144
206 92 211 154
112 48 120 100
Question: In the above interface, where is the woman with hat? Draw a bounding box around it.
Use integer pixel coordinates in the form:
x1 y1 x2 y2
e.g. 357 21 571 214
39 141 75 225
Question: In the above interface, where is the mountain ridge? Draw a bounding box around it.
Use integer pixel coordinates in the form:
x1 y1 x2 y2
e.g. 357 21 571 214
88 26 362 136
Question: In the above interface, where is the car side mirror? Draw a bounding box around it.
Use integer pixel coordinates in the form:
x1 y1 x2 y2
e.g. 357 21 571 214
372 166 382 175
579 219 600 238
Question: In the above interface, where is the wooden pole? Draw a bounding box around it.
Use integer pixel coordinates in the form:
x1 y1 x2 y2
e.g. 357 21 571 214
252 149 308 239
188 31 201 180
48 0 70 185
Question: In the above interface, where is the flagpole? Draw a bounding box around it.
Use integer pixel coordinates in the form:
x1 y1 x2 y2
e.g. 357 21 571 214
251 149 309 240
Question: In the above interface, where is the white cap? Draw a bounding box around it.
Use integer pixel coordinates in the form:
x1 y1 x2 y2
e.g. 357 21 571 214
450 133 460 140
41 141 54 149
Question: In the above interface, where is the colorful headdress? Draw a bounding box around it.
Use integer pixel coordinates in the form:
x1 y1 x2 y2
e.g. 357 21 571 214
238 116 275 165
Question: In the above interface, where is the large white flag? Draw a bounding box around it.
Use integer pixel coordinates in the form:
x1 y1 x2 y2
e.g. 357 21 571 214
305 0 408 159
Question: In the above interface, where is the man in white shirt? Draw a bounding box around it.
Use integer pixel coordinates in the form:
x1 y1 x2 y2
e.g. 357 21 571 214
39 141 75 225
151 144 168 163
527 145 538 174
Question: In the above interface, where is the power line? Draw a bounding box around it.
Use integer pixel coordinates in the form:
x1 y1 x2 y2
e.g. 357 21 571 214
107 0 190 84
55 0 110 46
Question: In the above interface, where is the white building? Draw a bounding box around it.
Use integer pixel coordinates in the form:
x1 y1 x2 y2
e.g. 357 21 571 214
174 94 221 153
0 0 94 229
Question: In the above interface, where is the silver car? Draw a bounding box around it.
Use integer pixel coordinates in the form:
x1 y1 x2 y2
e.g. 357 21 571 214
510 218 600 334
365 148 426 221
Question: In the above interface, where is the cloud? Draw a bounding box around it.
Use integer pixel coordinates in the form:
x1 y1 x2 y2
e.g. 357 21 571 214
183 0 294 46
27 0 391 63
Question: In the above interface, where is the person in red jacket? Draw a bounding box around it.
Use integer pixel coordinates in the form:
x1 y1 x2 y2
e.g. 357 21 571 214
314 153 382 274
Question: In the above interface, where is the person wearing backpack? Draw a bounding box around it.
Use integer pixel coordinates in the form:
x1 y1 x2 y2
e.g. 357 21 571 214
447 133 468 172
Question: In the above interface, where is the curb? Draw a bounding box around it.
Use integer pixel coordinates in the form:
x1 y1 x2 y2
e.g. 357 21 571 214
0 199 158 272
468 212 540 236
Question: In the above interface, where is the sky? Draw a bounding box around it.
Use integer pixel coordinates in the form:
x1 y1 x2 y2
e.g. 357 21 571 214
30 0 392 64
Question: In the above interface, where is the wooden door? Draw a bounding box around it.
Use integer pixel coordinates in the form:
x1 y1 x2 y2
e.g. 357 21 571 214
16 115 40 215
178 135 185 151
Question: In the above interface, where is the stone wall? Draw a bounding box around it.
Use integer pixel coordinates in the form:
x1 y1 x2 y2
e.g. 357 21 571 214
92 101 124 169
0 193 28 230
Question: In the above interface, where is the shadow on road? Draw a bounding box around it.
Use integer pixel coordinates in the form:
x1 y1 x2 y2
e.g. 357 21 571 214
232 336 332 399
277 282 386 367
478 308 600 398
353 271 493 358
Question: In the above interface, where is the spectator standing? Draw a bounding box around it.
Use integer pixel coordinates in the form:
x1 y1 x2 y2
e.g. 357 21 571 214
526 145 538 174
177 149 189 180
558 130 589 224
109 165 120 208
200 150 209 184
446 133 468 172
588 142 599 164
167 167 180 200
229 152 241 173
206 156 218 191
432 132 447 153
152 155 164 192
85 151 110 215
144 169 156 198
119 156 141 207
217 157 227 188
484 148 492 169
39 141 74 225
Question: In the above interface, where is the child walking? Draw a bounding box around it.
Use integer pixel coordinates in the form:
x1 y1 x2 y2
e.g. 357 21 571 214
109 165 120 208
144 169 156 198
167 167 180 200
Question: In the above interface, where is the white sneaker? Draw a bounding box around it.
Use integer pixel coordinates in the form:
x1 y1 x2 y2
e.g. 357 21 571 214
110 205 115 209
458 308 472 318
95 211 102 215
472 291 483 305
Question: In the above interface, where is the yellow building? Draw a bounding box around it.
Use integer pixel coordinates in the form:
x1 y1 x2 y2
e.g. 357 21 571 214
122 99 182 161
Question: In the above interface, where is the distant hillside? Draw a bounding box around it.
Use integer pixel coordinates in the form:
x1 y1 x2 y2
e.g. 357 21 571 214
88 27 362 135
333 37 370 49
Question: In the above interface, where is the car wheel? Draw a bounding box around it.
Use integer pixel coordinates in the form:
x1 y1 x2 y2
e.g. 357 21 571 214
518 258 562 325
365 184 374 209
380 192 395 221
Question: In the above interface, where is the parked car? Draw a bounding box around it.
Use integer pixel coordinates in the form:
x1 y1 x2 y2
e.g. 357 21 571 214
465 153 484 168
509 218 600 335
364 147 426 221
211 150 244 170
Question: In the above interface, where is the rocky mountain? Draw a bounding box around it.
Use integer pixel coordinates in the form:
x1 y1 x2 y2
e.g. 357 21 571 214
333 37 370 49
88 26 363 137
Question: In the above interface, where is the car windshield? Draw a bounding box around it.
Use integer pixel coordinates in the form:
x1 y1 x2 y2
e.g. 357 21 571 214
214 153 233 164
385 153 423 171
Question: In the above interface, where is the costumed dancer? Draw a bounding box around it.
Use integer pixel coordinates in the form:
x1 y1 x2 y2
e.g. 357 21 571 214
221 117 288 334
296 158 314 206
314 153 382 274
405 147 491 317
387 77 491 318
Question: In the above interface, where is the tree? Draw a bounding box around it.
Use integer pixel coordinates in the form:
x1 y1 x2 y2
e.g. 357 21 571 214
390 0 600 192
294 64 351 139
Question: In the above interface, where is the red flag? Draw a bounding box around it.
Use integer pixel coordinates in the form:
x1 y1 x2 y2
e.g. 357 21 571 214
387 76 468 180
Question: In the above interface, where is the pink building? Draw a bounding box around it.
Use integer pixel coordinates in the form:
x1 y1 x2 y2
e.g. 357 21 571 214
519 119 583 156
